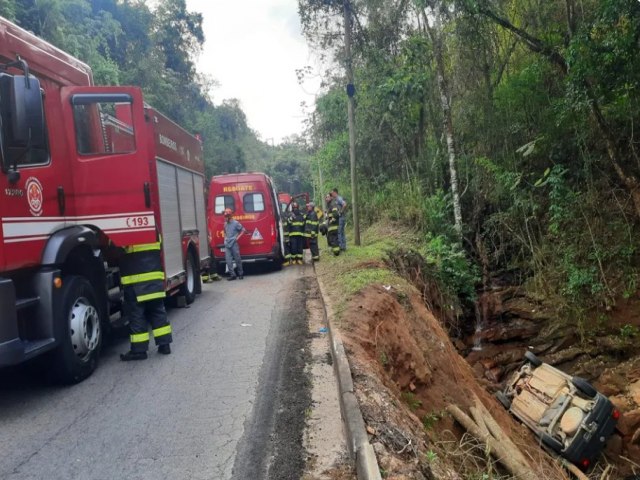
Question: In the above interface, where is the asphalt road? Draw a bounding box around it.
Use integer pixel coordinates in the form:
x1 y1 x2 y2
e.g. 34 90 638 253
0 264 312 480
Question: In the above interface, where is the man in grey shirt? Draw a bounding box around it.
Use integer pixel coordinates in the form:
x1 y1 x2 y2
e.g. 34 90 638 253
224 208 247 280
331 188 347 251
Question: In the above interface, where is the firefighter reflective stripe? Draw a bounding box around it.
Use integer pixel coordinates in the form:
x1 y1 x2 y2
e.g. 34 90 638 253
328 225 338 232
137 291 166 302
290 221 305 235
153 325 172 338
131 332 150 343
304 218 319 238
125 241 161 254
121 271 165 285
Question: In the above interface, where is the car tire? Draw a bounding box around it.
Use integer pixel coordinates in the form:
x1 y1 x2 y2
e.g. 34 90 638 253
50 275 102 384
524 351 542 367
572 377 597 399
495 391 512 409
541 433 563 453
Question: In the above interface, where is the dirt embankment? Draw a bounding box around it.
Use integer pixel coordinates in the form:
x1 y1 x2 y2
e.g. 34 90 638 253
336 283 568 479
316 223 640 478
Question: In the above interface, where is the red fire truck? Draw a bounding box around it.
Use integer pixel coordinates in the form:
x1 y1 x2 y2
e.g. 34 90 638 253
0 17 209 382
208 172 284 273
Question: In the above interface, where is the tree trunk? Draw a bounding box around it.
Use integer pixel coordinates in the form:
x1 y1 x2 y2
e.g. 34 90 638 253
447 404 536 480
422 6 463 237
343 0 361 246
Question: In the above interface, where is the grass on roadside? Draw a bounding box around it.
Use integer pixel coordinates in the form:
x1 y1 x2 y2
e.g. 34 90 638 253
314 222 417 322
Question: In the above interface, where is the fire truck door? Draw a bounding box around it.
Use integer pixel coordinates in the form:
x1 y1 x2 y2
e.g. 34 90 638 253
0 84 73 271
60 86 156 247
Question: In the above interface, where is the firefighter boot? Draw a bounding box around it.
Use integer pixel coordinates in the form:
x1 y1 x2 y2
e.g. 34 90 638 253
158 344 171 355
120 351 148 361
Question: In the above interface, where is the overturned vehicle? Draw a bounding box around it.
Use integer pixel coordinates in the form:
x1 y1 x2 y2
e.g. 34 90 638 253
496 352 619 470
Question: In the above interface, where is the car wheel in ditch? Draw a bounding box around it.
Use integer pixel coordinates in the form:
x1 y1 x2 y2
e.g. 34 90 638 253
572 376 597 398
541 433 563 453
495 391 512 409
524 350 542 367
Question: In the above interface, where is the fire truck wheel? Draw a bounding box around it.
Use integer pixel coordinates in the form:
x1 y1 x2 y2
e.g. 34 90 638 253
180 250 199 305
51 275 102 384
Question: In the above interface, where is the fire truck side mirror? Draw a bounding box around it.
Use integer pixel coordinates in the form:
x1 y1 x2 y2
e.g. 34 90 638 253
2 75 46 149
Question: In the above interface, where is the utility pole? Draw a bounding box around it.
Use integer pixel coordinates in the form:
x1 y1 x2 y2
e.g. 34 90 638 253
343 0 360 246
318 158 324 204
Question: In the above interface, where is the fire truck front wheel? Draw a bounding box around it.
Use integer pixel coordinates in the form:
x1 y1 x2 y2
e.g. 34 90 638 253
51 275 102 384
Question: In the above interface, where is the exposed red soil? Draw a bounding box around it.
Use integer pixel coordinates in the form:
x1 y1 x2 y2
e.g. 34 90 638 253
338 284 569 479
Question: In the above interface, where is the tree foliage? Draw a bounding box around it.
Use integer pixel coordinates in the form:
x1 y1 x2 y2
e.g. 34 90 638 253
299 0 640 319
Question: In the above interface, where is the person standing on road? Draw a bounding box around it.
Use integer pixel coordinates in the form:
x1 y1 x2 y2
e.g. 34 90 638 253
331 188 348 251
304 202 320 262
281 205 293 266
119 233 172 361
326 206 341 256
289 202 306 265
224 208 247 280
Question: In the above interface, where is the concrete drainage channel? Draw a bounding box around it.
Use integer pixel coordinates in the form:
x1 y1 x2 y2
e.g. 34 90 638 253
314 268 382 480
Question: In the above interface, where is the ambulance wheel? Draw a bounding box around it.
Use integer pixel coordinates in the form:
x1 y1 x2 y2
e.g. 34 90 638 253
50 275 102 384
216 261 226 275
180 250 199 305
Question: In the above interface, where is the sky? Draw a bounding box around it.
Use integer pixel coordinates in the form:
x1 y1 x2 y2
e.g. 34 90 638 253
185 0 323 144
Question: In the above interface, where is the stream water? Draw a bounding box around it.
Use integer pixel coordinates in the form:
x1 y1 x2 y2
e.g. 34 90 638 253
472 304 483 351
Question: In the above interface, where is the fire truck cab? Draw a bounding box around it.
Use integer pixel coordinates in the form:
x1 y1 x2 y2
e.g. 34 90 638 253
0 17 209 383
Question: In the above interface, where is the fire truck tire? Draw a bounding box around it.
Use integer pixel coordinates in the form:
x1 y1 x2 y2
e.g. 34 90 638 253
180 250 199 305
51 275 102 384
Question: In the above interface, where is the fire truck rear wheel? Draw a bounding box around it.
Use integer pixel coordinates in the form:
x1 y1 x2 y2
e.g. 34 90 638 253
180 250 199 305
51 275 102 384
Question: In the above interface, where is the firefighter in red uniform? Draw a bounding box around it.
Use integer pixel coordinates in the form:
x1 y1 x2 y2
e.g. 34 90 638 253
119 235 173 361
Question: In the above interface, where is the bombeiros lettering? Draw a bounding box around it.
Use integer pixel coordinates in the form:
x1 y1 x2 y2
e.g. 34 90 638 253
159 133 178 151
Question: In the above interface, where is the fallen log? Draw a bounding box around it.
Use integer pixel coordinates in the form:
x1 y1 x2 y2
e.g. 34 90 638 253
474 398 532 470
447 404 536 480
